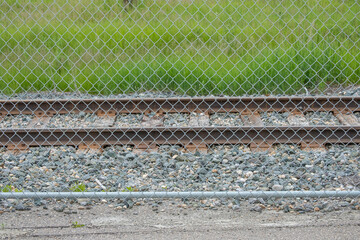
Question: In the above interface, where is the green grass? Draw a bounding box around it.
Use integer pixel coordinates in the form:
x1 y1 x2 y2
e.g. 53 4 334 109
0 0 359 95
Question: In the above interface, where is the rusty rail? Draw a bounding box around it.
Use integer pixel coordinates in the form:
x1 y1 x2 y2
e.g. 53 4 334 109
0 96 359 115
1 126 359 149
0 96 359 150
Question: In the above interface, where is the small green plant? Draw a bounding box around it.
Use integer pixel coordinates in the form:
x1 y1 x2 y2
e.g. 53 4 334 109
122 186 138 192
1 223 5 230
69 182 86 192
71 221 85 228
1 185 22 192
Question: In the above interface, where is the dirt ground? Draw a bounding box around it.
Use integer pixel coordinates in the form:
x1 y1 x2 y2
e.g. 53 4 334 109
1 203 359 240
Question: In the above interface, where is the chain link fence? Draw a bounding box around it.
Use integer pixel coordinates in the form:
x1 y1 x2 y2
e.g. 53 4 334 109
0 0 360 213
1 0 359 97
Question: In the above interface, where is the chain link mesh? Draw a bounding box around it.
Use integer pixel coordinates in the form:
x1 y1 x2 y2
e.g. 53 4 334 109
0 0 360 216
1 0 359 96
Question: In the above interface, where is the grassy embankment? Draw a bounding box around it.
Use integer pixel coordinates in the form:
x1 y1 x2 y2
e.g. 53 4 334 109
0 0 359 95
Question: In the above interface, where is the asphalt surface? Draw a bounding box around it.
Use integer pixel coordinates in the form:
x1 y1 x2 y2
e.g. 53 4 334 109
1 204 359 239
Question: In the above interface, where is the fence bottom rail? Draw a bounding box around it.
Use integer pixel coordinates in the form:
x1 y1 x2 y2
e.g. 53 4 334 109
1 191 359 199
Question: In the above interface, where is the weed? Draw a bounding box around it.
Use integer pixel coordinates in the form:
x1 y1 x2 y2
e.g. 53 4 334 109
0 185 22 192
122 186 138 192
69 182 87 192
71 221 85 228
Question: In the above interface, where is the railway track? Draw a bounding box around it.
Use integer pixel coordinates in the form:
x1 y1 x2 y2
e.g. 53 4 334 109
0 96 359 151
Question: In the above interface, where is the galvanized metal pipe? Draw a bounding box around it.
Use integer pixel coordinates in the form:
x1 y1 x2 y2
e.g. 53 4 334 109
1 191 359 199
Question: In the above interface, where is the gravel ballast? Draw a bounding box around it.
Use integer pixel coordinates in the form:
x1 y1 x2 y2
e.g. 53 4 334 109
0 111 348 128
261 111 342 126
163 113 190 127
1 144 359 213
0 115 34 128
0 91 189 100
114 113 144 127
1 144 359 193
1 85 360 100
0 90 359 214
354 112 360 121
305 112 341 125
209 113 243 126
261 112 289 126
47 112 105 128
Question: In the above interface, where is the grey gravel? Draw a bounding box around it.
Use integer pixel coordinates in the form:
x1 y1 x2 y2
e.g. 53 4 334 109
305 112 341 125
0 89 359 214
250 205 263 212
0 91 188 100
354 112 360 121
1 144 359 199
1 84 360 100
0 115 34 128
163 113 190 127
114 113 143 127
53 204 66 212
338 86 360 96
272 184 284 191
209 113 243 126
0 110 346 129
14 203 31 211
47 112 105 128
261 112 289 126
261 112 342 126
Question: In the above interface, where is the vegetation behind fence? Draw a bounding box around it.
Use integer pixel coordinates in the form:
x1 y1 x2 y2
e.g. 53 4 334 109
0 0 359 96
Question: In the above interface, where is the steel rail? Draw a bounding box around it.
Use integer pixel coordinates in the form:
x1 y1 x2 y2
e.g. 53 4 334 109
1 191 359 199
0 96 359 115
1 126 359 148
